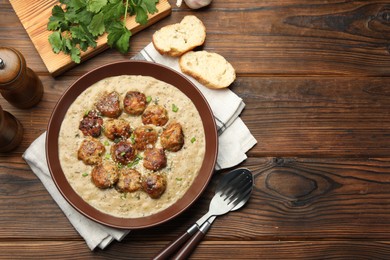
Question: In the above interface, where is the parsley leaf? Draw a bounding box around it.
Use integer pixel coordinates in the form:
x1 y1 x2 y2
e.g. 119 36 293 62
143 0 159 14
115 28 132 54
101 1 125 23
134 6 148 25
47 5 67 30
88 12 105 36
48 31 63 53
67 0 87 11
70 47 81 63
70 25 97 48
107 21 132 54
87 0 108 13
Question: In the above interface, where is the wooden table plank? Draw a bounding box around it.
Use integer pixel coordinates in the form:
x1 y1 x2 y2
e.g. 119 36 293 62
233 76 390 157
1 241 390 259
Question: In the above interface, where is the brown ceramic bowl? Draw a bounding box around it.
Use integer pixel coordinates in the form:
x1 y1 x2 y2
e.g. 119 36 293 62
46 60 218 229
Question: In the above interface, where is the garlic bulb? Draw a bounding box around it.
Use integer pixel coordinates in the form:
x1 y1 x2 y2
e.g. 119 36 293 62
176 0 212 9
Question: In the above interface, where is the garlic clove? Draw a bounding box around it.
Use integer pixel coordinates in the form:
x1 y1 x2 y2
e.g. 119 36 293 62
183 0 212 9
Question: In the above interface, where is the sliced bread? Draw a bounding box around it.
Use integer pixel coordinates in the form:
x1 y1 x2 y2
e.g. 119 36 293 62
179 51 236 89
152 15 206 57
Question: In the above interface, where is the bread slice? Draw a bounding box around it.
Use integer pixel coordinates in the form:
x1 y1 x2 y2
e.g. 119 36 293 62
152 15 206 57
179 51 236 89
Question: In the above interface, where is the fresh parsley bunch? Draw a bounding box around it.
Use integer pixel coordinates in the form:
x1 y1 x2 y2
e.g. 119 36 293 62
48 0 158 63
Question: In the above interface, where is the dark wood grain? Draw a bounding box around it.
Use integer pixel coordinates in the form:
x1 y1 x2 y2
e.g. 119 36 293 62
2 241 390 259
1 0 390 258
3 1 390 76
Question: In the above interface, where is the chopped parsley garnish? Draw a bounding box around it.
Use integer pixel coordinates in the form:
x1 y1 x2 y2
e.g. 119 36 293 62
104 140 110 146
127 154 143 168
146 96 152 103
84 110 90 116
120 192 128 200
172 104 179 112
82 172 88 177
191 137 196 143
129 133 135 144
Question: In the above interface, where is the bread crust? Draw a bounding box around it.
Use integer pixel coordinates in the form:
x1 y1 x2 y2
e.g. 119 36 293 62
152 15 206 57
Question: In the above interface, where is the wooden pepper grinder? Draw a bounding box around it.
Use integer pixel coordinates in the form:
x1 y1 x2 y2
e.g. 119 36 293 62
0 47 43 108
0 104 23 152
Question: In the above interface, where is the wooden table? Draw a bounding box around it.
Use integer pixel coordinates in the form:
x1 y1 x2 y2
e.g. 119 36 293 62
2 0 390 258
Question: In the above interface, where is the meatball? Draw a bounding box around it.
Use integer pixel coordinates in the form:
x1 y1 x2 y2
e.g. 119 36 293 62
79 110 103 137
77 137 106 165
143 148 167 171
103 119 131 141
161 122 184 152
95 91 122 118
91 162 119 189
133 125 158 151
116 168 142 193
111 140 137 165
142 105 169 126
142 173 167 199
123 91 147 115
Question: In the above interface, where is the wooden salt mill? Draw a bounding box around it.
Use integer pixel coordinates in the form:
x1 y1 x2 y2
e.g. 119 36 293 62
0 104 23 152
0 47 43 108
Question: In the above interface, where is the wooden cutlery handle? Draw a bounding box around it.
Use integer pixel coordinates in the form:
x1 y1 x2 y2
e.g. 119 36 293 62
171 229 207 260
153 224 199 260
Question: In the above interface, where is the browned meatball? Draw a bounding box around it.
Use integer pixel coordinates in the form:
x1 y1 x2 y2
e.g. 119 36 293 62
77 137 106 165
143 148 167 171
142 105 169 126
91 162 119 189
123 91 147 115
111 140 137 165
133 125 158 151
79 110 103 137
95 91 122 118
142 173 167 199
103 119 131 141
116 168 142 193
161 122 184 152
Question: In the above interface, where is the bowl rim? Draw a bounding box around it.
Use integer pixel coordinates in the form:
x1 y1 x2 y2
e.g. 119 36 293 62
46 60 218 229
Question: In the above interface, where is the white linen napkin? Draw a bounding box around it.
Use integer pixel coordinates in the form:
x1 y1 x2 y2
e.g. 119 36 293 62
22 43 257 251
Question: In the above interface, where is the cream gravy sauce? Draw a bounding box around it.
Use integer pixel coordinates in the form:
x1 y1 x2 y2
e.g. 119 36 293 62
58 75 206 218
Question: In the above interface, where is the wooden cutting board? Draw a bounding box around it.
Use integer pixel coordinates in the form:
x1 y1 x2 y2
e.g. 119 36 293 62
9 0 171 77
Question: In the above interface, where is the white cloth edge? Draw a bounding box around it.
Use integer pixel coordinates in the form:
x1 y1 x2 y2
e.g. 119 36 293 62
215 117 257 170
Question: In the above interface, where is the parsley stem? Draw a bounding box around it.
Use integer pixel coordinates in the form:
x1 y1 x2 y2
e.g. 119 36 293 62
123 0 130 28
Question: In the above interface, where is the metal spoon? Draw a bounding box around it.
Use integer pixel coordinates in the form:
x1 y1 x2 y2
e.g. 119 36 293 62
153 168 253 260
